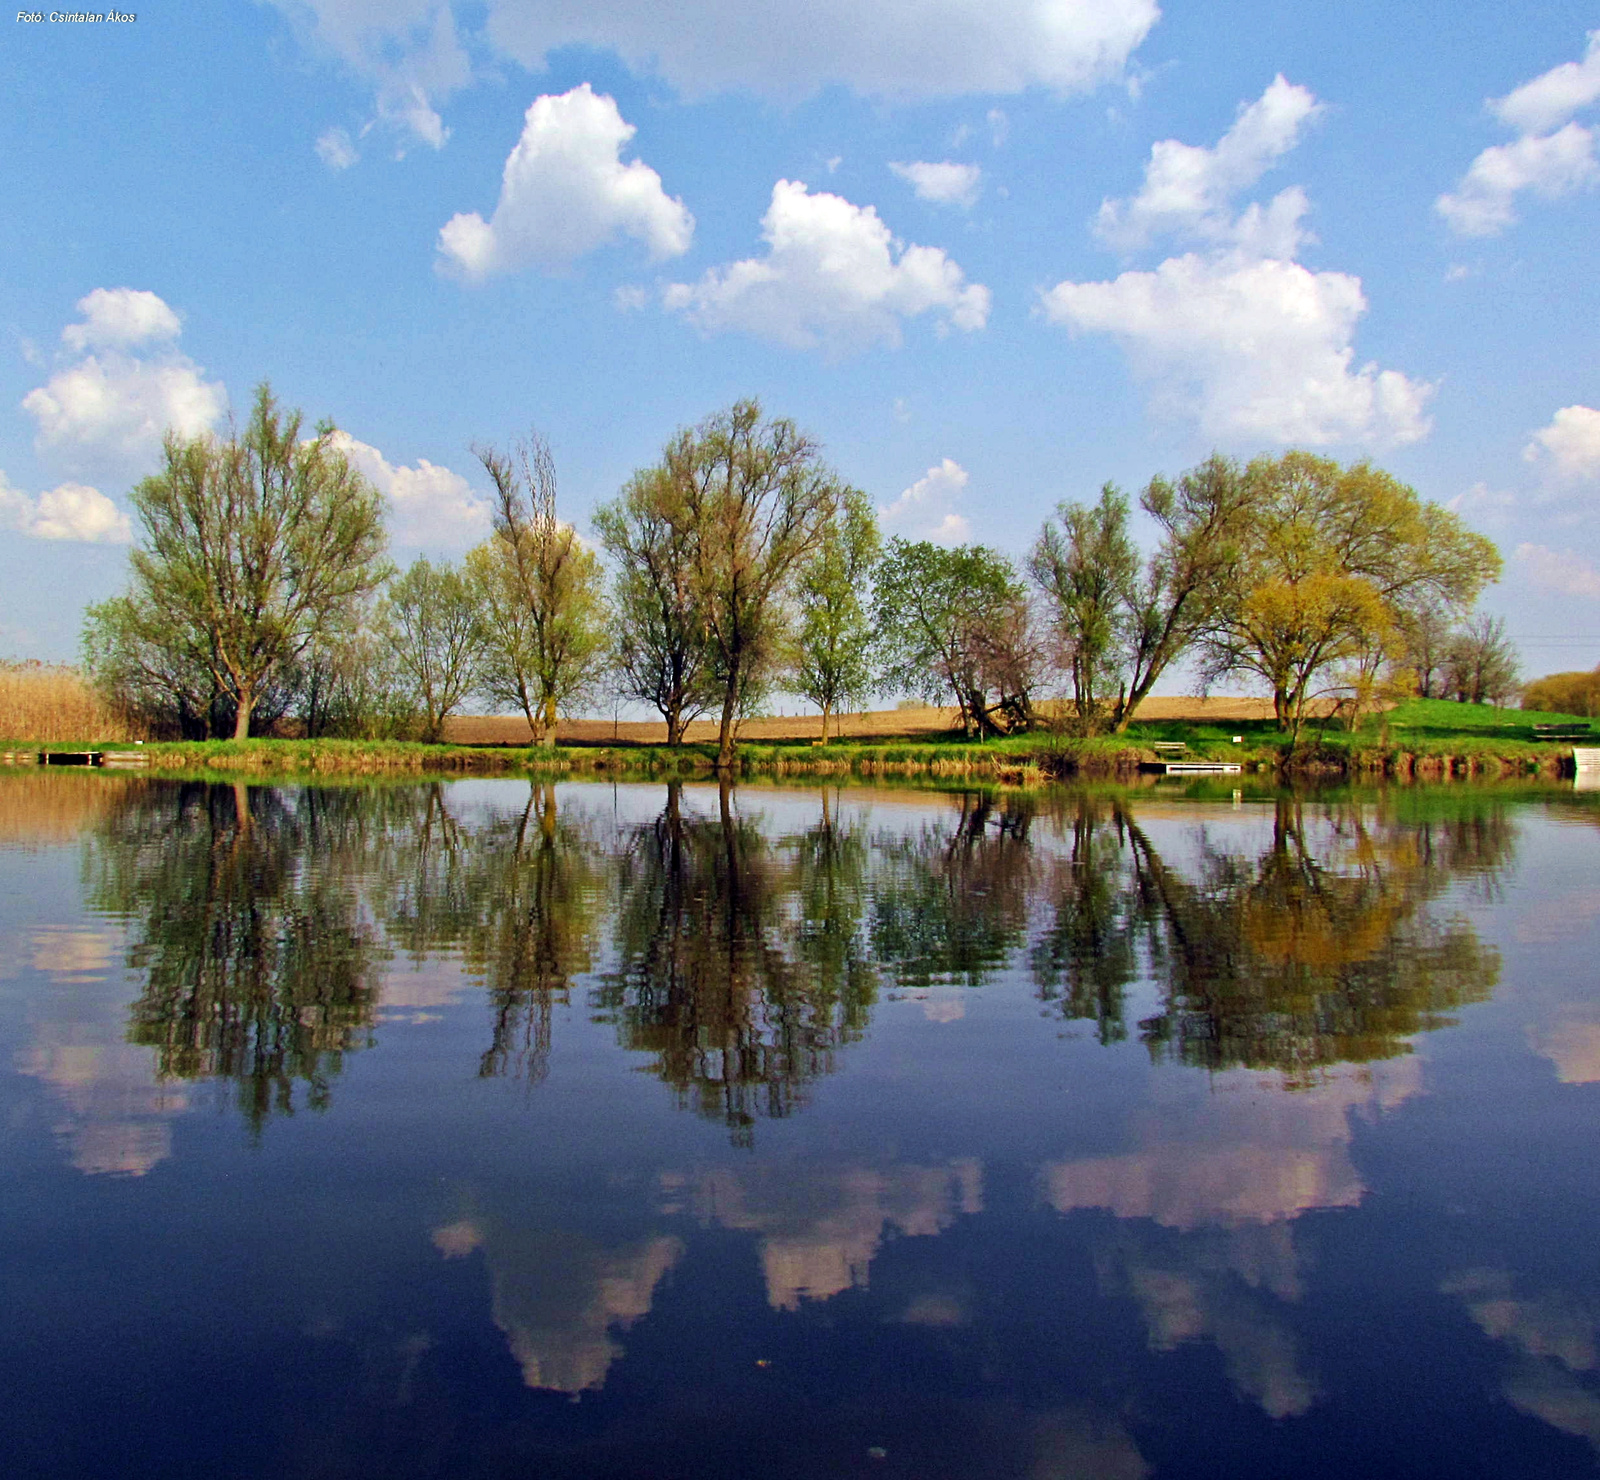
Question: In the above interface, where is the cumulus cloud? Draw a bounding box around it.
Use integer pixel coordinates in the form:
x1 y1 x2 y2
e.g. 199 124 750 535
61 288 182 353
438 84 692 278
1517 543 1600 600
267 0 1156 145
326 432 490 548
21 290 226 477
1494 30 1600 135
1045 79 1430 447
1095 75 1323 250
1436 124 1597 236
0 472 131 543
878 458 972 543
1525 405 1600 483
316 126 360 171
1437 33 1600 236
1043 252 1432 445
889 160 983 209
664 180 989 354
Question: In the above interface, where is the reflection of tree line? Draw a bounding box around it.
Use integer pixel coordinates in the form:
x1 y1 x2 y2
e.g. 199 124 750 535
86 782 1508 1128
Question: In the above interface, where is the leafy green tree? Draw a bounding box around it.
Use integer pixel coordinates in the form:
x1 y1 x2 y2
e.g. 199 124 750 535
1030 456 1251 734
475 432 609 745
874 538 1038 736
592 466 716 745
1029 484 1136 732
1200 452 1501 740
381 556 486 742
1523 666 1600 716
115 385 388 739
647 401 845 768
793 489 880 741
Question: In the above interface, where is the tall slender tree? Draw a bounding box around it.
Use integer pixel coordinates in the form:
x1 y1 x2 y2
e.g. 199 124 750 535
474 432 608 746
793 489 880 742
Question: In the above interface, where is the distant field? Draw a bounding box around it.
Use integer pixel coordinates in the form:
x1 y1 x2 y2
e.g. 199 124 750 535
445 696 1300 747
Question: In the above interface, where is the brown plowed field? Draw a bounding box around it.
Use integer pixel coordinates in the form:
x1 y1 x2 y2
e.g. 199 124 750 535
444 696 1301 747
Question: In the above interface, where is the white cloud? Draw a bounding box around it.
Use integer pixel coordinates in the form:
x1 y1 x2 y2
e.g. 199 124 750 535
1095 75 1323 250
1436 123 1597 236
1524 405 1600 487
438 84 693 278
664 180 990 355
1438 34 1600 236
1046 80 1428 448
1517 543 1600 600
1044 249 1431 447
316 126 360 170
267 0 469 150
268 0 1156 143
889 160 983 209
1494 30 1600 135
325 432 490 549
879 458 972 544
22 290 226 477
0 472 131 543
482 0 1157 101
61 287 182 353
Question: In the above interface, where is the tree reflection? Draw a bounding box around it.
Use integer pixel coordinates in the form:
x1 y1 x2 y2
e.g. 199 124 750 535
373 783 604 1083
86 782 383 1127
1024 793 1507 1076
594 784 876 1143
869 793 1038 987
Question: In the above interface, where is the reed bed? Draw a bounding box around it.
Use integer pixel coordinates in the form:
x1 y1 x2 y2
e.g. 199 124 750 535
0 662 140 743
0 769 138 847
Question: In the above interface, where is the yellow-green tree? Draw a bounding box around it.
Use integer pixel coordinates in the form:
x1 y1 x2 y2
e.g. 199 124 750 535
1201 452 1500 740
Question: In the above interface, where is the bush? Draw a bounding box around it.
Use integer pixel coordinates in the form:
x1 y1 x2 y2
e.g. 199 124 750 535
1522 668 1600 717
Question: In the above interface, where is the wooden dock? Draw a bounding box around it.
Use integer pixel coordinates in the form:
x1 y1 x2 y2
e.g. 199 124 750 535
0 750 152 769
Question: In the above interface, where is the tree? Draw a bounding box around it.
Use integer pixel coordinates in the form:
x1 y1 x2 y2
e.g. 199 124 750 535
1200 452 1501 741
1523 666 1600 716
1395 602 1454 698
875 539 1039 736
793 489 880 741
380 557 486 742
118 385 388 739
1443 612 1520 706
1030 456 1251 734
592 466 716 746
1028 484 1136 732
475 432 608 745
648 400 844 769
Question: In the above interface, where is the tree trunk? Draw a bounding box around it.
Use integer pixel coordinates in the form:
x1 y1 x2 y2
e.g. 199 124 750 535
233 684 254 740
543 695 558 748
716 683 738 771
666 701 683 748
820 703 832 744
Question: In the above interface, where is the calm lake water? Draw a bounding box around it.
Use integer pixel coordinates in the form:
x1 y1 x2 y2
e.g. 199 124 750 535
3 771 1600 1479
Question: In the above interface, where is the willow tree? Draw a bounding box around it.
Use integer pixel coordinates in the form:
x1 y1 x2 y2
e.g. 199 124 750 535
117 385 388 739
592 465 716 746
474 432 608 746
645 401 844 769
792 488 880 742
1030 456 1252 734
1200 452 1501 740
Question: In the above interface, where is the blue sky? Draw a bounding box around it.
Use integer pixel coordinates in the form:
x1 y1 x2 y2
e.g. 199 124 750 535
3 1 1598 684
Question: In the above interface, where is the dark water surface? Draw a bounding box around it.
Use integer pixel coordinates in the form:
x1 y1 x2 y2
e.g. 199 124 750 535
3 772 1599 1479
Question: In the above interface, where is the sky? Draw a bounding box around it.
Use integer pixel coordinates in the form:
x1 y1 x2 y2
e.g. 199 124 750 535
2 1 1598 687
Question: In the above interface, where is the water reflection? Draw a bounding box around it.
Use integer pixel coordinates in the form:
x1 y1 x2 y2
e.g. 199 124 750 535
60 780 1515 1137
84 783 385 1127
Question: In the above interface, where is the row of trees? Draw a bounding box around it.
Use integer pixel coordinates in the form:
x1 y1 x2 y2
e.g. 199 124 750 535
83 386 1510 756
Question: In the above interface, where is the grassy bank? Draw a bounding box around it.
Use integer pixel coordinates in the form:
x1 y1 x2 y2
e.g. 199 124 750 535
0 698 1591 783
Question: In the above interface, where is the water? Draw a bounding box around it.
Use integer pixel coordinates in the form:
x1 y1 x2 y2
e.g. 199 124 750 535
1 771 1598 1478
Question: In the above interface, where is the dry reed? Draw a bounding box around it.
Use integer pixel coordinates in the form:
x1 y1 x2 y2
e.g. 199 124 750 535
0 661 142 743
